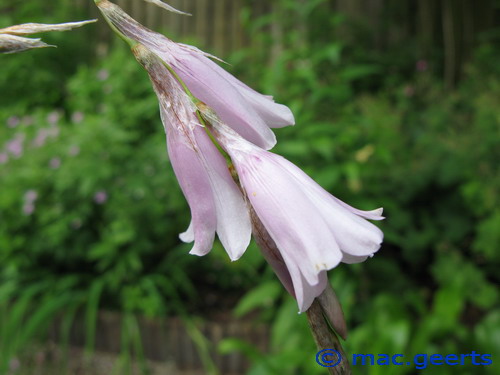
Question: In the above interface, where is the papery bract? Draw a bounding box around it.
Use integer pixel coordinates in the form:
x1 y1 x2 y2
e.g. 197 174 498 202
0 20 96 54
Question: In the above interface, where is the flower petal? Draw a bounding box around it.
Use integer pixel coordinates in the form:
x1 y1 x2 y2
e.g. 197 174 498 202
192 125 252 260
233 150 343 286
341 253 369 264
164 112 216 256
285 261 328 313
273 155 384 257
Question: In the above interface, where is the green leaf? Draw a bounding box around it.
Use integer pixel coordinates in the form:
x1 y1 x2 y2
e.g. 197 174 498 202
234 280 282 317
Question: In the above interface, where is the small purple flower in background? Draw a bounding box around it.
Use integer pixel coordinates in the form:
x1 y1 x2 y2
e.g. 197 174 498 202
0 152 8 164
9 357 20 372
6 134 25 158
46 111 60 125
24 190 38 202
33 127 59 148
33 128 49 147
68 145 80 156
22 189 38 216
416 59 428 72
94 191 108 204
7 116 20 128
22 203 35 216
49 157 61 169
71 111 85 124
97 69 110 81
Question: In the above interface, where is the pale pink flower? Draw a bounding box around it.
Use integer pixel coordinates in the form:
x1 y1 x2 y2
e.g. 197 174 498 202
24 190 38 202
71 111 85 124
22 203 35 215
6 134 24 158
210 122 384 312
130 41 383 312
0 152 8 164
96 2 384 313
22 190 38 215
9 357 20 371
94 191 108 204
7 116 20 128
97 69 110 81
68 145 80 156
49 157 61 169
132 44 252 260
95 0 294 150
33 128 49 147
46 111 60 125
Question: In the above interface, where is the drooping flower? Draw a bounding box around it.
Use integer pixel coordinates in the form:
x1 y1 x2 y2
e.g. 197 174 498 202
0 20 96 54
95 0 294 150
130 41 383 311
94 190 108 204
96 1 384 313
132 44 252 260
205 118 384 312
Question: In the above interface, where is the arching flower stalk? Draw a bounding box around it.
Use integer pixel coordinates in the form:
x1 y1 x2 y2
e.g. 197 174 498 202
96 1 384 372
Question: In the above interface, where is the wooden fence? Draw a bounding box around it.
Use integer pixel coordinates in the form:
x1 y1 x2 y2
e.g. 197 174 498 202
50 310 270 374
75 0 498 86
76 0 271 57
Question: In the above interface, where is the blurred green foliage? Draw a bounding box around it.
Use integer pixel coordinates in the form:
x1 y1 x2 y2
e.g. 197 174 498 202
1 0 500 374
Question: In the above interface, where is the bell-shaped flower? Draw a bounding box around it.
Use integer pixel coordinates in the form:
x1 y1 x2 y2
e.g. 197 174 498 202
95 0 294 150
132 44 251 260
208 120 384 312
